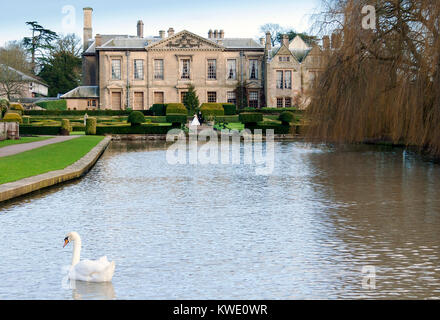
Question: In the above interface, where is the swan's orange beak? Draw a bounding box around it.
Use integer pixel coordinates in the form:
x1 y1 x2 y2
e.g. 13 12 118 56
63 238 69 248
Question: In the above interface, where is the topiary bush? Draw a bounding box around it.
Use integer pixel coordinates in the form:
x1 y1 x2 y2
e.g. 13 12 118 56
166 103 187 115
1 113 23 124
222 103 237 115
85 117 97 135
166 114 187 126
200 103 224 120
279 111 295 125
127 111 145 126
61 119 72 135
238 112 263 124
0 99 9 118
150 104 167 116
9 103 24 112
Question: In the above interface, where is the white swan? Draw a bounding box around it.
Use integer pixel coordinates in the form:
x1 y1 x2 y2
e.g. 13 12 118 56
63 232 115 282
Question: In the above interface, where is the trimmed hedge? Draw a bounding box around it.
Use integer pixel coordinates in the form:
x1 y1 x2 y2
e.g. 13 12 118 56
166 114 187 125
279 111 295 125
1 113 23 123
127 111 145 126
238 107 298 114
239 112 263 124
96 124 175 135
245 123 290 134
200 103 224 119
222 103 237 115
166 103 187 115
24 109 154 116
35 100 67 111
10 103 24 112
20 126 62 135
85 117 97 135
150 104 167 116
61 119 72 135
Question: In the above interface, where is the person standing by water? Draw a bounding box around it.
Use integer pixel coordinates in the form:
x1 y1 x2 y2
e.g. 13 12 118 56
191 114 200 127
198 110 203 125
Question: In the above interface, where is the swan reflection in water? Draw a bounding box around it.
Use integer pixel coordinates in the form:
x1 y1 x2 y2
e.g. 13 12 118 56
70 280 116 300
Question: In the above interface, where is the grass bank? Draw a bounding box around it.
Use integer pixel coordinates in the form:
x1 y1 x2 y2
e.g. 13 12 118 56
0 136 104 185
0 136 53 149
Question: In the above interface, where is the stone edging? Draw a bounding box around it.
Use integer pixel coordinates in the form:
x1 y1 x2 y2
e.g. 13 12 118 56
0 136 112 203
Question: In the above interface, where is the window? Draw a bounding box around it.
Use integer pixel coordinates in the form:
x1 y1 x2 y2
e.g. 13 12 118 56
154 92 164 104
227 59 236 80
285 71 292 89
154 59 164 80
207 59 217 80
134 60 144 80
277 98 284 108
279 56 290 62
276 71 284 89
181 92 188 103
207 92 217 103
227 91 236 105
111 59 121 80
87 100 97 107
249 59 258 80
285 97 292 108
181 59 190 79
249 91 259 108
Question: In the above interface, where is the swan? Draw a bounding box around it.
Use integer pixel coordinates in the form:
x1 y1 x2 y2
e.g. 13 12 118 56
63 232 115 282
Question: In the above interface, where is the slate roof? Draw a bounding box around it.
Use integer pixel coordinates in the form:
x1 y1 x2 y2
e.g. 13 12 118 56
0 64 48 86
60 86 99 99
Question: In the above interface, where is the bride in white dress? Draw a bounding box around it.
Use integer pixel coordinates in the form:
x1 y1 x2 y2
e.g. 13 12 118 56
190 114 200 126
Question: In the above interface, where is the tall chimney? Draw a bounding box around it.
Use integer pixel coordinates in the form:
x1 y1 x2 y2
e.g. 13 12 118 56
282 34 289 47
213 30 218 39
83 7 93 52
159 30 165 39
95 34 102 47
265 31 272 51
168 27 175 37
208 29 213 39
137 20 144 38
219 30 224 39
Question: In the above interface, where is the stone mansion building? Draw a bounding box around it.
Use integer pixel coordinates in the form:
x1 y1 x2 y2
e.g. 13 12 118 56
62 7 327 110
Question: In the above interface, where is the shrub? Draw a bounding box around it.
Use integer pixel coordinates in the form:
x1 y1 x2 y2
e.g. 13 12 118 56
222 103 237 115
22 116 30 125
183 85 200 114
23 110 154 116
35 100 67 111
166 103 187 115
245 123 290 134
96 124 175 135
239 112 263 124
0 99 10 116
279 111 295 125
166 114 187 125
61 119 72 135
20 126 62 135
150 104 167 116
200 103 224 119
85 117 97 135
1 113 23 123
10 103 24 112
127 111 145 126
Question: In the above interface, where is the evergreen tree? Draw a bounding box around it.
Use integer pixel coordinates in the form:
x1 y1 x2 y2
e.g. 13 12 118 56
183 85 200 115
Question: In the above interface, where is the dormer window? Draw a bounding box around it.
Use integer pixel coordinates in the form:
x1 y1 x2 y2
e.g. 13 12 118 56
279 56 290 62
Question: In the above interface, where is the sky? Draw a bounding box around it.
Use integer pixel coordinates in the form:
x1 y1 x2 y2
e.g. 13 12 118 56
0 0 321 46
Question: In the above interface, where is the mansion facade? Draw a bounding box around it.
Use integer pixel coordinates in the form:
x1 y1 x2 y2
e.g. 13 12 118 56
62 7 327 110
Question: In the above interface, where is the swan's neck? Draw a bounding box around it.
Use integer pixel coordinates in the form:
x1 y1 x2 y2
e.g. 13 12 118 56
71 238 81 266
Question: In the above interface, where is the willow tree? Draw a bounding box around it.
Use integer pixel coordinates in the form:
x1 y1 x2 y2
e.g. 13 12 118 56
307 0 440 156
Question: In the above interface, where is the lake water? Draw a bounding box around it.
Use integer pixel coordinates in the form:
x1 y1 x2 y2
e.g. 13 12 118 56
1 140 440 299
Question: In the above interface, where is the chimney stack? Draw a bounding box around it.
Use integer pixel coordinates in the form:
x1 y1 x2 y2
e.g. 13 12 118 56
331 32 341 49
83 7 93 52
322 35 330 50
137 20 144 38
159 30 165 39
265 31 272 51
259 37 265 46
213 30 218 39
282 34 289 47
168 27 175 37
208 29 213 39
219 30 224 39
95 34 102 47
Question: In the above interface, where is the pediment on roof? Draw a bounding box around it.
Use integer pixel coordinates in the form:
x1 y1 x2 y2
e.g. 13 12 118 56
148 30 224 50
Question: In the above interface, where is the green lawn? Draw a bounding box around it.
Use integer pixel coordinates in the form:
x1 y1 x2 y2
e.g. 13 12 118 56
0 136 104 185
0 136 53 149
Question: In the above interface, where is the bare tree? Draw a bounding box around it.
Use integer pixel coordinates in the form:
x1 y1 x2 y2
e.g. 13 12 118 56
259 23 284 46
51 34 83 58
